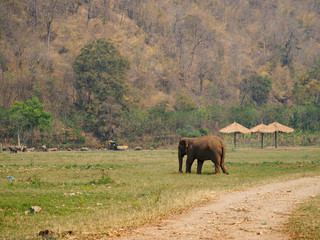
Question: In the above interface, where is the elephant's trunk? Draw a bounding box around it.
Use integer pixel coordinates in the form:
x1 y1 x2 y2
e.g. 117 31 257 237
178 150 184 173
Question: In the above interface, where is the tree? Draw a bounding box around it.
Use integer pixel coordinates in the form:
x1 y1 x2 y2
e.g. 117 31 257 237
195 48 214 94
293 58 320 106
23 0 41 28
9 97 52 147
42 0 58 49
175 93 197 111
86 0 100 28
23 0 73 49
73 39 130 139
73 39 130 108
94 97 123 139
290 105 320 132
172 12 214 86
240 74 272 105
0 107 13 140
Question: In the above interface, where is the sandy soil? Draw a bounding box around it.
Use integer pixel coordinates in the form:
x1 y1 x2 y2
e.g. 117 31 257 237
111 176 320 240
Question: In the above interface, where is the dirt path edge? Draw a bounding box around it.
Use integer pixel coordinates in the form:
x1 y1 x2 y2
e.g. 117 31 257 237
112 176 320 240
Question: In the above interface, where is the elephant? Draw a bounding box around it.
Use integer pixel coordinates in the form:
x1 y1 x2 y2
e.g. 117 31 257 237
178 135 229 174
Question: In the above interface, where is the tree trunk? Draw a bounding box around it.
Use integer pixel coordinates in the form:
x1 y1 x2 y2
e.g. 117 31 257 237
17 133 21 147
47 21 52 49
17 126 21 147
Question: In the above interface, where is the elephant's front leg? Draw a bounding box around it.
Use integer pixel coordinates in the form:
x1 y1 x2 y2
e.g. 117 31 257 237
197 160 204 174
186 156 195 173
178 154 184 173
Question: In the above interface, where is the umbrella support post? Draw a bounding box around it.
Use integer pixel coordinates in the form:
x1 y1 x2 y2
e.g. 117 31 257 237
261 133 264 149
275 132 277 148
234 132 236 149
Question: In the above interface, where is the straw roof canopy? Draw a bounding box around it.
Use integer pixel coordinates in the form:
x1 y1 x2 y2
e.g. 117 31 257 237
268 122 294 133
250 123 275 148
250 124 275 133
220 122 251 134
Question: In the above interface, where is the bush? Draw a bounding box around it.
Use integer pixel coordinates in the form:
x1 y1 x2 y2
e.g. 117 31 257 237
290 105 320 132
176 127 202 138
227 104 260 128
174 93 197 111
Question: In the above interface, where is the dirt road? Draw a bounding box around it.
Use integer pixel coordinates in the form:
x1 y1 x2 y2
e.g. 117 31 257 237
114 176 320 240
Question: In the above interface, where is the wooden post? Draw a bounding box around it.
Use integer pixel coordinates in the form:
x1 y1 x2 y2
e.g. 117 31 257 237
261 133 264 148
234 132 237 149
275 132 278 148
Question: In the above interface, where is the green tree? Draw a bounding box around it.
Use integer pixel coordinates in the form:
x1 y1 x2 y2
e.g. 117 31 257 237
73 39 130 108
72 39 130 139
261 105 292 126
290 105 320 132
9 97 52 147
240 74 272 105
227 105 260 129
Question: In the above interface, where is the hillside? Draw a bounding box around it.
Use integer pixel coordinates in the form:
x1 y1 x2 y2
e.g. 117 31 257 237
0 0 319 147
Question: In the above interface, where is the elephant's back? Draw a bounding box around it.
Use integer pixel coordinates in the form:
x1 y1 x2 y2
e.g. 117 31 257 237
196 135 222 144
193 135 224 149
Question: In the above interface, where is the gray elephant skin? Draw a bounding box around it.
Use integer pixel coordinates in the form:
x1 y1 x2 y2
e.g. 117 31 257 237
178 135 229 174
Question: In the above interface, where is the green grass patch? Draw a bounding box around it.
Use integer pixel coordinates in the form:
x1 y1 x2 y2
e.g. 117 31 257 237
286 195 320 240
0 147 319 239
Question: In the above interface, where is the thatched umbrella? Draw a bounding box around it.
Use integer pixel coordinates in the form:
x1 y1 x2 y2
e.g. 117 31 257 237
250 124 274 148
267 122 294 148
220 122 251 148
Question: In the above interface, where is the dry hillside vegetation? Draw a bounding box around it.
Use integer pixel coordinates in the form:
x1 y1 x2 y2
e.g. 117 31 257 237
1 0 320 108
0 0 319 145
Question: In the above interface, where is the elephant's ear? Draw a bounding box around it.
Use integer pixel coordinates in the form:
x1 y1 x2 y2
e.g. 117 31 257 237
185 140 189 149
180 139 188 149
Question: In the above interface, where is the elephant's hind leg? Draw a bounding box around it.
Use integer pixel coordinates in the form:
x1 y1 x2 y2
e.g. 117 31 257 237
197 160 204 174
211 153 221 174
214 163 221 174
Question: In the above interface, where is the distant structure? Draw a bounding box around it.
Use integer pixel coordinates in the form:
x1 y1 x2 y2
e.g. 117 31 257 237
220 122 251 149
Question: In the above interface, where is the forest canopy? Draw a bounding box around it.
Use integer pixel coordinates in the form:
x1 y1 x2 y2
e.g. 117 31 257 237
0 0 319 147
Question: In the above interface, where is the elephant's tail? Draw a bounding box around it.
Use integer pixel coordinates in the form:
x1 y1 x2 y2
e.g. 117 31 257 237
221 143 229 175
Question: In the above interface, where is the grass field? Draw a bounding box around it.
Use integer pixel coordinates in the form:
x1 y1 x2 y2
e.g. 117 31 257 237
286 195 320 240
0 147 320 239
